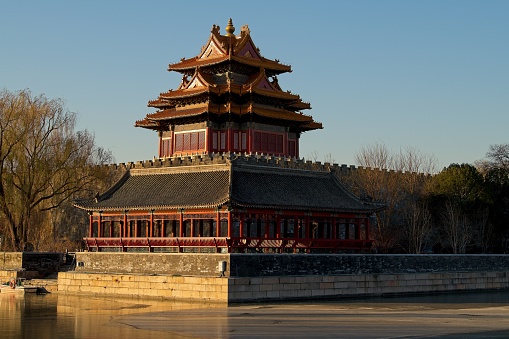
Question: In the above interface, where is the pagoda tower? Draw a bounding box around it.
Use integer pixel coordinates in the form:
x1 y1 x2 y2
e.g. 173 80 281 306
74 19 383 254
135 19 322 158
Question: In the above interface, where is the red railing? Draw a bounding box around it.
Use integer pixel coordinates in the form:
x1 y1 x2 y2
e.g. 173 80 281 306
84 237 372 253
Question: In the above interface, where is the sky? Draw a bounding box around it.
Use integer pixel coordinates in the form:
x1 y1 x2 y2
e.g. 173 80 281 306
1 1 508 169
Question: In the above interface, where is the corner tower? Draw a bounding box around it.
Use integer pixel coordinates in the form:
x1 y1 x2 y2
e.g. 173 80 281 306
135 19 322 158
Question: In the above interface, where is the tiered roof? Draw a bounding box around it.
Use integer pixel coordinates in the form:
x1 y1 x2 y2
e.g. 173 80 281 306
135 19 322 133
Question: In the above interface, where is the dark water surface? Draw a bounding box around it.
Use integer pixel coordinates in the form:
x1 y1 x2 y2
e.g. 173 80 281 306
1 290 509 338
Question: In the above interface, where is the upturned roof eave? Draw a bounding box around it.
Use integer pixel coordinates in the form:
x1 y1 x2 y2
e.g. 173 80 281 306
73 198 230 213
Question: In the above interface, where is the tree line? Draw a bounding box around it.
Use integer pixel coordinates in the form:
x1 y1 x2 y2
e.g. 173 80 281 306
340 143 509 254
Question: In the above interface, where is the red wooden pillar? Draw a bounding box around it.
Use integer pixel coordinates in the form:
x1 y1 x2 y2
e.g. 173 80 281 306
109 221 114 237
227 126 232 151
190 218 195 238
158 132 163 158
179 211 184 237
98 214 103 238
149 212 154 237
89 214 93 237
216 211 221 237
247 128 252 153
239 213 244 238
227 211 232 238
122 213 127 237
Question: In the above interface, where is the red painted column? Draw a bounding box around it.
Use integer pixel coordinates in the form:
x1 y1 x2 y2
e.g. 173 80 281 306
227 211 232 238
239 213 244 238
169 130 174 157
190 218 195 238
179 211 184 237
89 214 94 237
247 128 252 153
158 131 162 158
122 213 127 238
227 127 231 152
98 214 103 238
109 221 114 237
216 211 221 237
149 212 154 237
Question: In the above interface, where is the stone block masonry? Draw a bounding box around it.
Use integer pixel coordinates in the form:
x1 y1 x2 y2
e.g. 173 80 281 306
55 253 509 303
57 272 229 302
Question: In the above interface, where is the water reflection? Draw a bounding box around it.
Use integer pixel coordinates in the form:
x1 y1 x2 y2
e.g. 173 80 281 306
0 293 222 339
1 291 509 338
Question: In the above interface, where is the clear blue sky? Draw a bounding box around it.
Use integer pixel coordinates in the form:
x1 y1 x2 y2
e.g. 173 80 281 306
1 1 508 169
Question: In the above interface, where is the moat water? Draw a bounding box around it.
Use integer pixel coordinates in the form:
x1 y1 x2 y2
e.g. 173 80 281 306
1 291 509 338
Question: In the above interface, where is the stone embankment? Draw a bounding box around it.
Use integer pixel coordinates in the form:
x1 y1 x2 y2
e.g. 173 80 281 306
55 253 509 304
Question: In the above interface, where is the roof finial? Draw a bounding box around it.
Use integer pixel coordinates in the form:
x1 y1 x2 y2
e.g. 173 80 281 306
225 18 235 36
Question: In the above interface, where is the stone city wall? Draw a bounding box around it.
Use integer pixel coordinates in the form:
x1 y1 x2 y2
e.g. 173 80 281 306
227 271 509 303
58 253 509 303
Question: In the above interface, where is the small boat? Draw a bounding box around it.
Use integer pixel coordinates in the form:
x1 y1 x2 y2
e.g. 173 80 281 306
1 278 39 294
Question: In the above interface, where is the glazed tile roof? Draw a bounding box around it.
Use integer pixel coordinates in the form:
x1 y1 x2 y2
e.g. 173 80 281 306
74 167 230 211
74 162 381 213
231 165 376 212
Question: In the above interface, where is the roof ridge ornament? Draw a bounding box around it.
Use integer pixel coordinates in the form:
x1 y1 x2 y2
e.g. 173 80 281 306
225 18 235 36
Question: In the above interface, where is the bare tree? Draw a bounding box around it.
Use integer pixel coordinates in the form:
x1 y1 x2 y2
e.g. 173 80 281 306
404 200 432 253
323 152 336 164
307 150 319 162
348 142 437 252
0 89 113 251
440 201 473 254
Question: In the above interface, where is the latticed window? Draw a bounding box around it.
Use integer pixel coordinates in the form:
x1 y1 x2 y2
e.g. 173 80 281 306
253 131 285 154
241 132 247 150
220 132 226 150
160 138 172 157
212 131 218 150
233 132 239 150
175 134 184 152
174 130 206 153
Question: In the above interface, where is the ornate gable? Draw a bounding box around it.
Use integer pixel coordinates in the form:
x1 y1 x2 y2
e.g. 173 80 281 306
236 38 261 60
198 37 225 59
